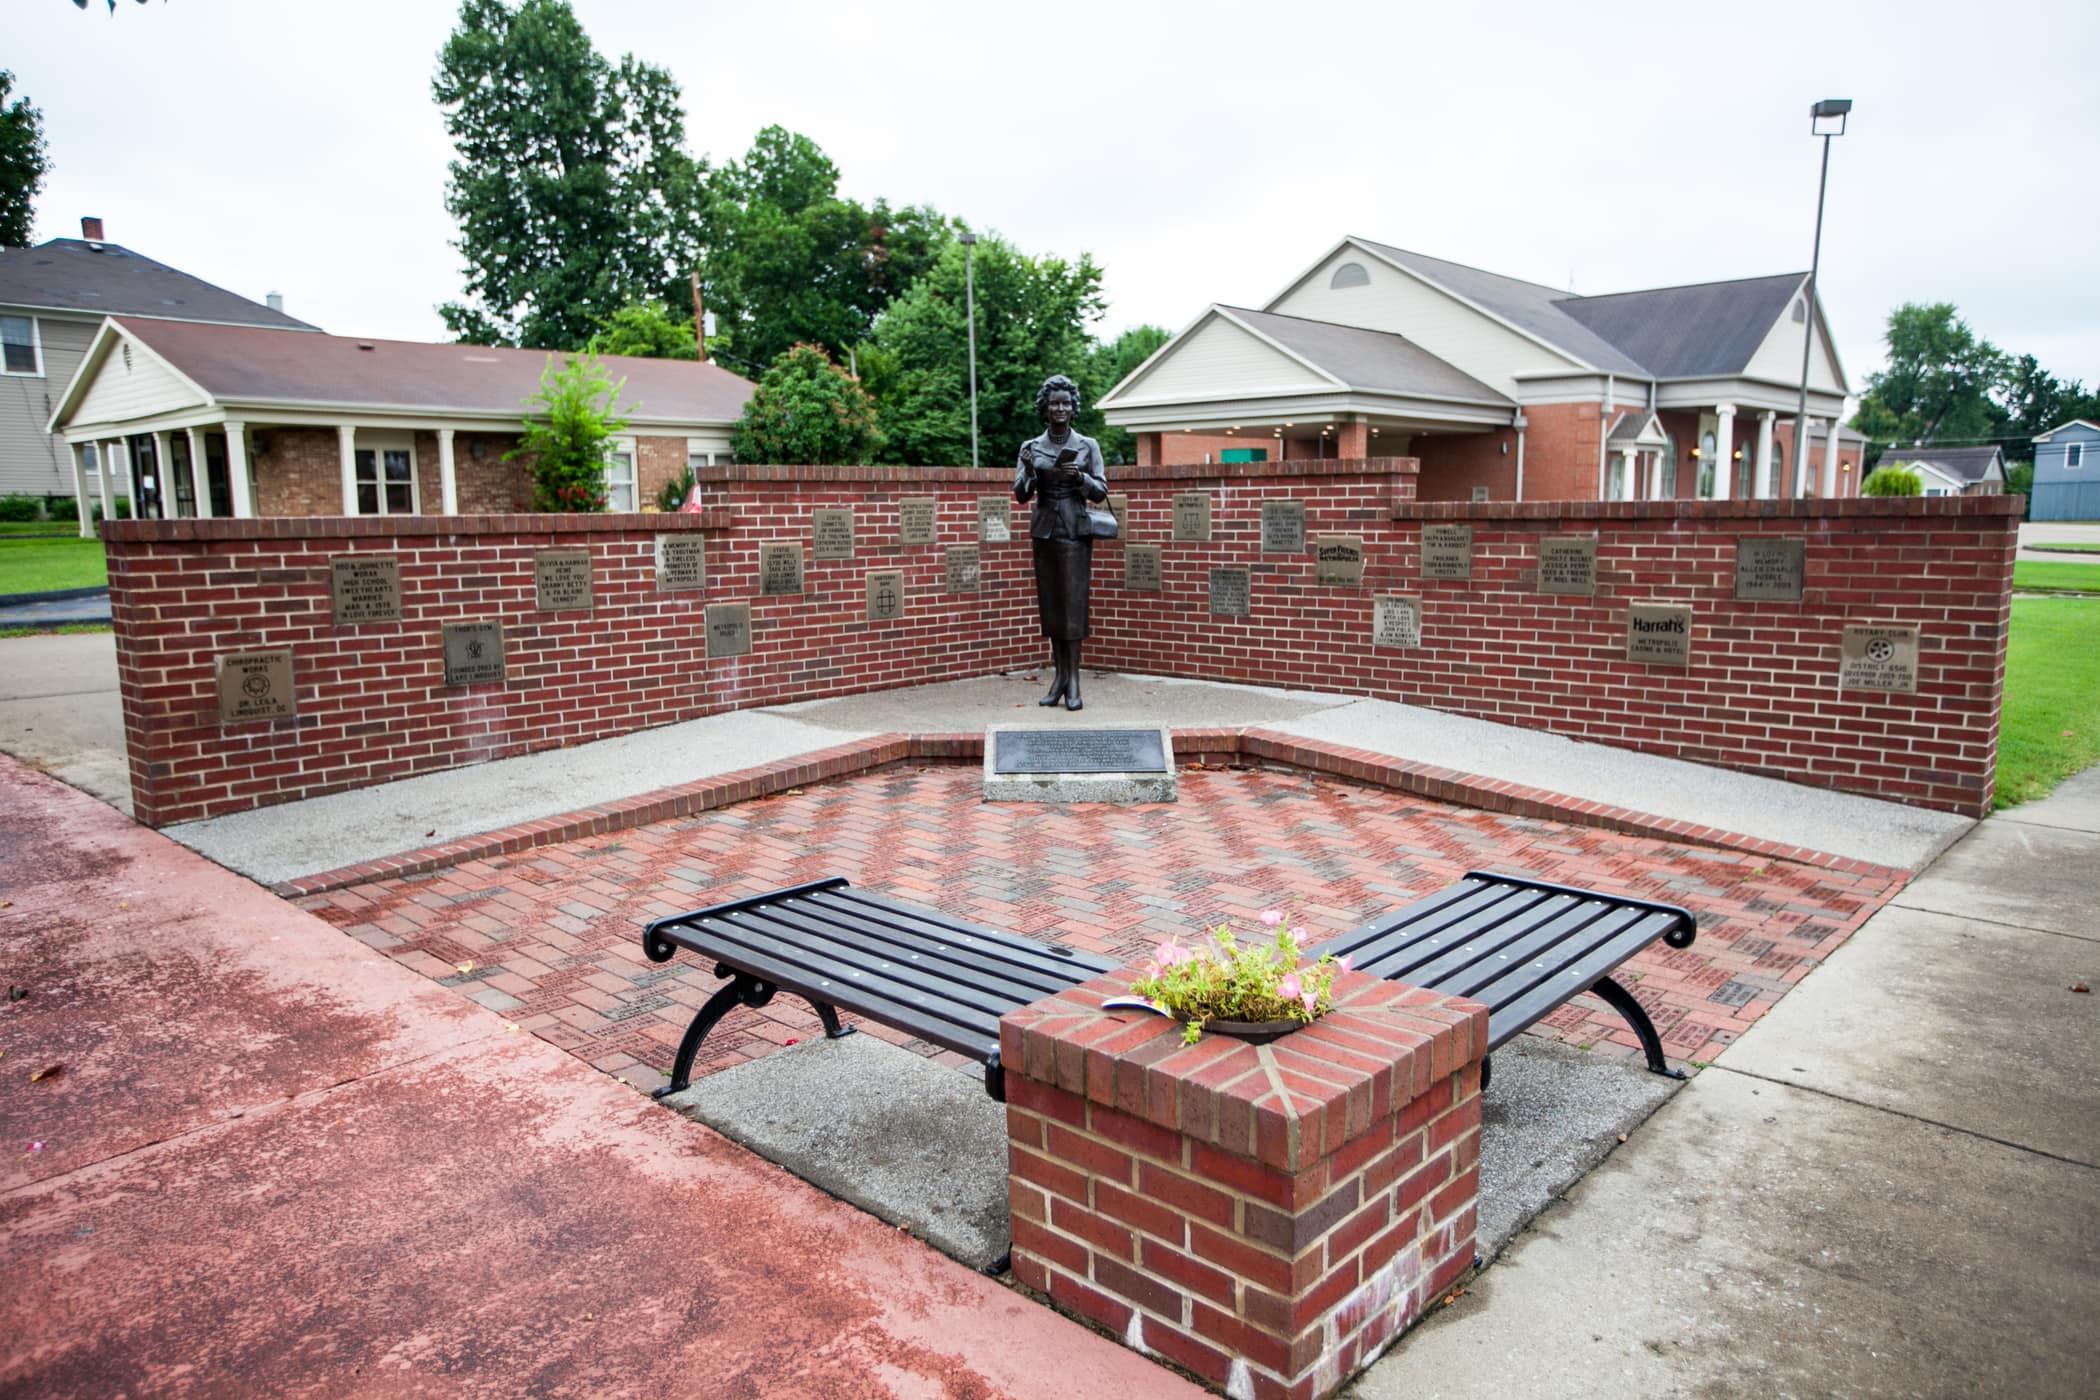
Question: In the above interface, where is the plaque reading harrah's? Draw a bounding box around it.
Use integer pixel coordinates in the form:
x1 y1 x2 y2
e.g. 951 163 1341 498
1107 493 1131 539
1839 623 1920 694
898 497 938 546
1420 524 1474 581
1172 492 1212 542
759 542 805 596
944 545 981 593
1261 500 1306 553
534 548 594 612
705 602 752 659
1373 594 1423 650
1124 544 1163 591
655 534 705 592
1537 536 1598 596
442 620 506 687
812 507 856 560
1210 567 1250 617
865 569 905 622
216 648 296 723
329 554 401 625
1626 603 1693 667
1315 535 1365 587
978 497 1012 543
1735 538 1806 602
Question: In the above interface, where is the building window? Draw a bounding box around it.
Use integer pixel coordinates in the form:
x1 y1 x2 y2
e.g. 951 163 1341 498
605 439 637 511
355 446 417 515
1329 262 1371 290
2070 443 2086 470
1 315 39 375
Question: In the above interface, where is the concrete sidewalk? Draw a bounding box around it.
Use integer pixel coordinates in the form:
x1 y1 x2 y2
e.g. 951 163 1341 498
1352 764 2100 1398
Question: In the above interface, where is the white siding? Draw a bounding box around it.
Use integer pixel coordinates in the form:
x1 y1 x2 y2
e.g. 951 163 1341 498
1744 301 1846 393
1268 248 1580 398
1112 314 1332 405
0 316 99 497
68 335 208 430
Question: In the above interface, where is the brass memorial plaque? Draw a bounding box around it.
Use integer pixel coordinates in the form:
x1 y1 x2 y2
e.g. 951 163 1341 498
812 507 856 560
1735 538 1806 602
898 497 938 546
1373 595 1423 649
1209 567 1250 617
944 545 981 593
216 648 296 723
759 542 805 596
442 620 506 687
978 497 1012 543
534 548 594 612
705 602 752 659
1314 535 1365 587
865 569 905 622
1421 524 1474 581
1261 501 1306 553
1839 624 1920 694
1172 492 1212 542
1124 544 1163 591
329 554 401 625
1625 603 1693 667
1107 493 1131 540
655 534 705 592
1537 536 1598 596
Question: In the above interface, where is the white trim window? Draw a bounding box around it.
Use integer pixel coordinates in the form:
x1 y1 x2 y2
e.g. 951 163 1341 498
1 314 40 376
605 436 637 511
354 434 419 515
2069 443 2086 470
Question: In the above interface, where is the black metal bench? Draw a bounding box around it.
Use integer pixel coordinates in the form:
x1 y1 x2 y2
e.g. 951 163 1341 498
1306 871 1697 1088
641 877 1116 1102
641 870 1695 1102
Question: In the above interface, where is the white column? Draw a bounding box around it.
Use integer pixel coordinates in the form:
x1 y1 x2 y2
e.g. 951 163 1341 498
337 424 359 516
72 444 94 537
436 428 459 515
225 422 255 519
1619 447 1639 501
1754 412 1776 499
1711 404 1736 500
186 426 212 518
96 439 114 521
152 430 174 518
115 440 139 517
1648 450 1665 500
1822 409 1844 498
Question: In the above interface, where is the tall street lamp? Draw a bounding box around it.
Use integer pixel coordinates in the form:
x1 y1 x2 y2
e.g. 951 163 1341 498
1793 98 1850 495
960 230 981 469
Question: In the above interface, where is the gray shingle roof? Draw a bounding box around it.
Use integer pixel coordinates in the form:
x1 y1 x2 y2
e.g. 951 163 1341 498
1554 274 1806 378
0 239 318 329
1221 306 1512 405
1878 444 2004 485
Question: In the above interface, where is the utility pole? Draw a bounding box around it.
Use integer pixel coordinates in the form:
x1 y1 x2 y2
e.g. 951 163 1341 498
960 231 981 469
690 270 707 363
1793 99 1851 495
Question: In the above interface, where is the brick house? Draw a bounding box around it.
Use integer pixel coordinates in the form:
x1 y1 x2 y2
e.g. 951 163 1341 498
47 316 754 532
0 218 316 508
1099 237 1857 503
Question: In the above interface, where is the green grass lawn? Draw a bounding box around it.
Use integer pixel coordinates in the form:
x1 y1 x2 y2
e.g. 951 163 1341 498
2013 560 2100 593
0 537 108 594
1997 596 2100 808
2027 541 2100 553
0 520 89 536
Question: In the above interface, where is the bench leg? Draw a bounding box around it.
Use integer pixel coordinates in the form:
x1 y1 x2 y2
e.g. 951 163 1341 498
1589 976 1687 1080
810 1001 856 1041
654 970 776 1099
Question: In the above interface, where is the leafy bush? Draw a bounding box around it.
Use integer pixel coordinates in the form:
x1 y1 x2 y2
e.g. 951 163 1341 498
655 465 698 513
1861 464 1924 497
0 493 43 522
1128 912 1346 1044
730 343 882 465
508 353 634 513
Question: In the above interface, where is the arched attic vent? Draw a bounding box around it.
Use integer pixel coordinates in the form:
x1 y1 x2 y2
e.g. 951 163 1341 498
1329 262 1371 290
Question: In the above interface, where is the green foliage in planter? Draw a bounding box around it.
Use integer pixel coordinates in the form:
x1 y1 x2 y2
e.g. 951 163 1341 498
1130 912 1345 1045
509 352 633 513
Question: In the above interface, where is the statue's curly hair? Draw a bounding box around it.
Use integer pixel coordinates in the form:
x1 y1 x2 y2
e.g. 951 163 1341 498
1035 374 1081 422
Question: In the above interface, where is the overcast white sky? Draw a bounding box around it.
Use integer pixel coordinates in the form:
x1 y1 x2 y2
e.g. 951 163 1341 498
14 0 2100 392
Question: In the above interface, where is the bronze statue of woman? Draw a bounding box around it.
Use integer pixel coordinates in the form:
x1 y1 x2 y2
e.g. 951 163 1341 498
1013 373 1108 711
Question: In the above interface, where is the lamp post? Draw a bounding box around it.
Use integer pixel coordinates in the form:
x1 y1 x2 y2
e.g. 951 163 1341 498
960 230 981 469
1793 98 1850 496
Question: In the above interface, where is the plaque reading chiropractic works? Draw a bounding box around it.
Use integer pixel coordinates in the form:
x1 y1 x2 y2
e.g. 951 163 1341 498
655 534 705 592
898 497 938 546
1537 536 1598 596
442 620 506 686
705 602 752 658
1172 492 1212 542
534 548 593 612
978 497 1012 543
1209 567 1250 617
865 569 905 622
1315 535 1365 587
329 554 401 625
1625 603 1693 667
1420 523 1474 581
944 545 981 593
1123 544 1163 591
1735 538 1806 602
1838 623 1920 694
216 648 296 723
1373 594 1423 650
812 507 856 560
759 542 805 596
1261 500 1306 553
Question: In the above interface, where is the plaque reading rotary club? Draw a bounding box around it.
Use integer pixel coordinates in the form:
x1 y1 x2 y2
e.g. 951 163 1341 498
812 507 856 560
329 555 401 625
898 498 938 546
1261 501 1306 553
1537 536 1597 596
759 543 805 596
1172 492 1212 542
655 534 705 592
1838 623 1920 693
215 648 296 723
533 548 593 612
1123 544 1163 591
865 569 905 622
1420 524 1474 581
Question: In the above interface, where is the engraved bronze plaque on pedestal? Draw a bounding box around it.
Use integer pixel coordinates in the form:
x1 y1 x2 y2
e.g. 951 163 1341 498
1124 544 1163 591
1537 536 1597 596
812 507 856 560
944 545 981 593
898 498 938 546
1735 538 1806 602
1314 535 1365 587
216 648 296 723
705 603 751 659
1839 624 1919 693
1625 603 1693 667
865 569 905 622
442 621 506 686
1172 492 1212 542
655 534 705 592
1261 501 1305 553
1373 595 1422 649
329 555 401 625
978 497 1012 543
760 543 805 596
1209 567 1250 617
534 548 593 612
1421 524 1474 581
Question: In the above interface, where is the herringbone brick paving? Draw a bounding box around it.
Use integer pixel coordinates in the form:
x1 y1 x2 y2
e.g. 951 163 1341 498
297 765 1904 1093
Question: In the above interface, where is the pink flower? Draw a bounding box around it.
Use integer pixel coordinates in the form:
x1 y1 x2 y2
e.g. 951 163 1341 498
1154 941 1191 971
1339 954 1352 972
1260 909 1284 927
1301 991 1318 1015
1278 973 1303 1001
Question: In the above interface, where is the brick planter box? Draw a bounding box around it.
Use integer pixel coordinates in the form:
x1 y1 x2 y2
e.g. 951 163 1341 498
1001 969 1486 1400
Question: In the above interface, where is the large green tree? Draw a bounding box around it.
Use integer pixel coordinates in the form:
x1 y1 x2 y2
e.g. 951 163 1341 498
1851 303 2009 449
860 233 1105 467
433 0 703 349
0 71 49 248
586 299 698 360
730 343 882 465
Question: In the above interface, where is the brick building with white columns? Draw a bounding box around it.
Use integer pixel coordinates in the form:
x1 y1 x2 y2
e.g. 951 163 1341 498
1099 237 1857 503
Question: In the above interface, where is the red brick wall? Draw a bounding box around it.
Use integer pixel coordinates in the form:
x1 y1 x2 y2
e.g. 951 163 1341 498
251 428 340 517
635 434 689 511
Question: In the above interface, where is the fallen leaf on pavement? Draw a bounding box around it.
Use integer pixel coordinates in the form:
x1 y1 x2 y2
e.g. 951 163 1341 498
2073 983 2091 994
30 1064 63 1082
456 961 474 974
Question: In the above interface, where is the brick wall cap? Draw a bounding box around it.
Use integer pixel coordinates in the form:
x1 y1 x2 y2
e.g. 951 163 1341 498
1390 494 2024 523
104 510 732 543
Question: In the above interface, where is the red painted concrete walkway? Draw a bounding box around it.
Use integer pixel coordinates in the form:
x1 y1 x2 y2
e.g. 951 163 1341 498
0 758 1201 1398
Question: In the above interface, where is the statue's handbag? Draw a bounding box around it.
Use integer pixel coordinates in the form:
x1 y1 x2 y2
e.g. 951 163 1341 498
1084 501 1120 539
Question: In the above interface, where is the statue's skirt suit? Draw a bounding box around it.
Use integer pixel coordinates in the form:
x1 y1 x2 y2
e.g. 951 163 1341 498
1014 432 1108 642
